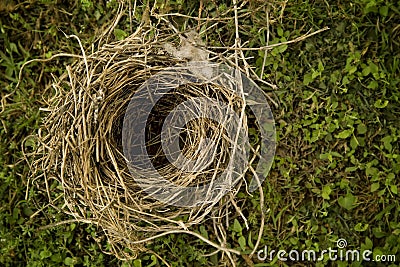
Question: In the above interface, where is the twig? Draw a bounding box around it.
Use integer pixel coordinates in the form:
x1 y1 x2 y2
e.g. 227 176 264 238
206 26 330 51
121 229 241 255
260 6 270 79
37 218 98 231
16 53 86 90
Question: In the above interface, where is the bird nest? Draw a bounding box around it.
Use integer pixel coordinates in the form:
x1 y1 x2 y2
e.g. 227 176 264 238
29 11 279 264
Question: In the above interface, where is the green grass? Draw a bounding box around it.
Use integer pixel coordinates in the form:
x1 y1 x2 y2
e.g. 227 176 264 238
1 0 399 266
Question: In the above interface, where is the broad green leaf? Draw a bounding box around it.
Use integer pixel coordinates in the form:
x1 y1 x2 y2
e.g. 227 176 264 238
378 188 386 196
23 206 34 217
278 44 288 53
345 166 358 172
114 28 128 41
369 61 379 74
247 232 254 249
330 151 343 158
381 136 392 151
366 166 379 177
348 65 357 74
365 237 373 249
390 185 398 194
303 73 313 86
318 61 324 72
40 250 52 259
379 6 389 16
238 236 246 251
362 66 370 76
357 123 367 134
277 27 284 37
372 227 386 238
370 182 380 192
321 185 332 200
233 219 242 233
312 70 320 79
199 225 209 239
374 99 388 108
367 80 378 89
392 229 400 235
50 254 63 263
374 204 395 220
64 257 74 266
350 135 359 149
147 255 158 267
94 10 101 20
336 129 353 139
319 152 332 162
387 173 395 182
354 222 369 232
338 194 356 210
